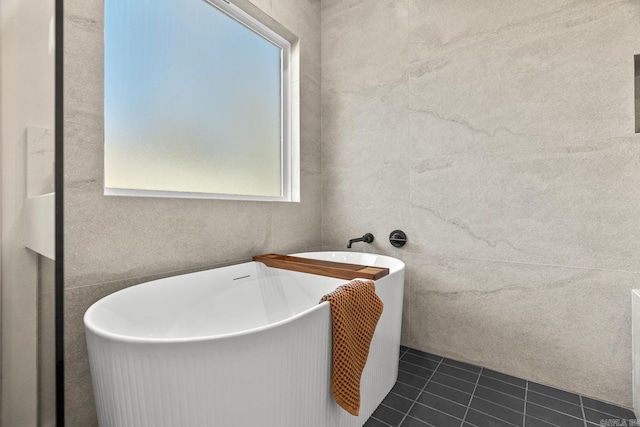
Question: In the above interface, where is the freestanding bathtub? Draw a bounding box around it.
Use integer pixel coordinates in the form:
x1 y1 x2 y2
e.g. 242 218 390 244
84 251 405 427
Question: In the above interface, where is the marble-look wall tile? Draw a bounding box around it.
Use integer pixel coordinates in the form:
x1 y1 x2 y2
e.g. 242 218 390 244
64 10 103 118
300 73 322 174
321 0 410 179
405 254 637 406
408 136 640 271
322 0 640 408
322 162 410 251
407 0 640 142
322 0 408 93
271 171 322 253
64 0 102 23
64 188 275 289
322 85 409 145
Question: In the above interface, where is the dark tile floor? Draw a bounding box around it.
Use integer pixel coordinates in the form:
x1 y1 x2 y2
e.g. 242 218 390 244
366 346 637 427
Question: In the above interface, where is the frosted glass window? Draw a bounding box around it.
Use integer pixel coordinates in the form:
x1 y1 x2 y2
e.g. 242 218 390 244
104 0 292 200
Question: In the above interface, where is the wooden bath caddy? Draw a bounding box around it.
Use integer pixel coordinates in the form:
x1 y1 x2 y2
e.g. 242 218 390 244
253 253 389 281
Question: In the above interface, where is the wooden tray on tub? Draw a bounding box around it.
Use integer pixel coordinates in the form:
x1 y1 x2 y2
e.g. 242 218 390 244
252 253 389 281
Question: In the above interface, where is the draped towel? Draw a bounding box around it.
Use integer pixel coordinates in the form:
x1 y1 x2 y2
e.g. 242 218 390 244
319 279 384 416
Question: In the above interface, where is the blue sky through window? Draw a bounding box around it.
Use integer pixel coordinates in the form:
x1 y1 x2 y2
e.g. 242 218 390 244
105 0 282 197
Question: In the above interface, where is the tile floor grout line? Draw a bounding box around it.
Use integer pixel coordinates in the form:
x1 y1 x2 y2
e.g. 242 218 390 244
396 378 474 412
471 394 526 417
527 400 594 422
473 382 525 402
459 367 483 427
401 414 440 427
396 381 528 426
379 402 407 413
462 407 523 427
399 360 441 373
524 413 565 427
528 387 584 406
579 395 588 427
424 377 473 396
403 350 441 363
579 402 637 421
410 351 526 388
404 358 530 392
527 388 584 407
387 390 417 402
417 367 477 386
398 365 435 379
404 353 482 377
409 381 526 421
370 415 395 427
374 348 635 427
397 358 443 427
479 379 592 419
399 360 437 373
437 359 482 375
523 380 528 427
408 350 633 417
418 389 469 410
410 398 467 422
400 371 468 394
478 373 527 390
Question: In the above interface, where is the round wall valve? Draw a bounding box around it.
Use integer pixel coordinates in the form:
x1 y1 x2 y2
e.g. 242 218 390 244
389 230 407 248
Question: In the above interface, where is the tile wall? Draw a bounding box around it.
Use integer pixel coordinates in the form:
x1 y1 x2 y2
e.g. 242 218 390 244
321 0 640 407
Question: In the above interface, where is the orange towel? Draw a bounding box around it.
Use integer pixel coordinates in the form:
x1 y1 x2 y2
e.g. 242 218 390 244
320 279 384 416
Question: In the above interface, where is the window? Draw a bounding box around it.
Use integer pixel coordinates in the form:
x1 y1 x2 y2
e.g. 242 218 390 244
104 0 297 201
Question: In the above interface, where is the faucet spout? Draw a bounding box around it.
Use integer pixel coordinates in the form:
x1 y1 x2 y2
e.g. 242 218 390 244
347 233 374 248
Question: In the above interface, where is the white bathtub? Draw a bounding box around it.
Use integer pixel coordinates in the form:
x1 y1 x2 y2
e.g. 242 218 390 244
84 251 405 427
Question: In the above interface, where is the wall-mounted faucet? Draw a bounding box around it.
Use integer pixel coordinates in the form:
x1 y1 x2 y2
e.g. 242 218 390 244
347 233 374 248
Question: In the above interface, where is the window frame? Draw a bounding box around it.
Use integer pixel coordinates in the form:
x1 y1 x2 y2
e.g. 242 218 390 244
103 0 295 202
